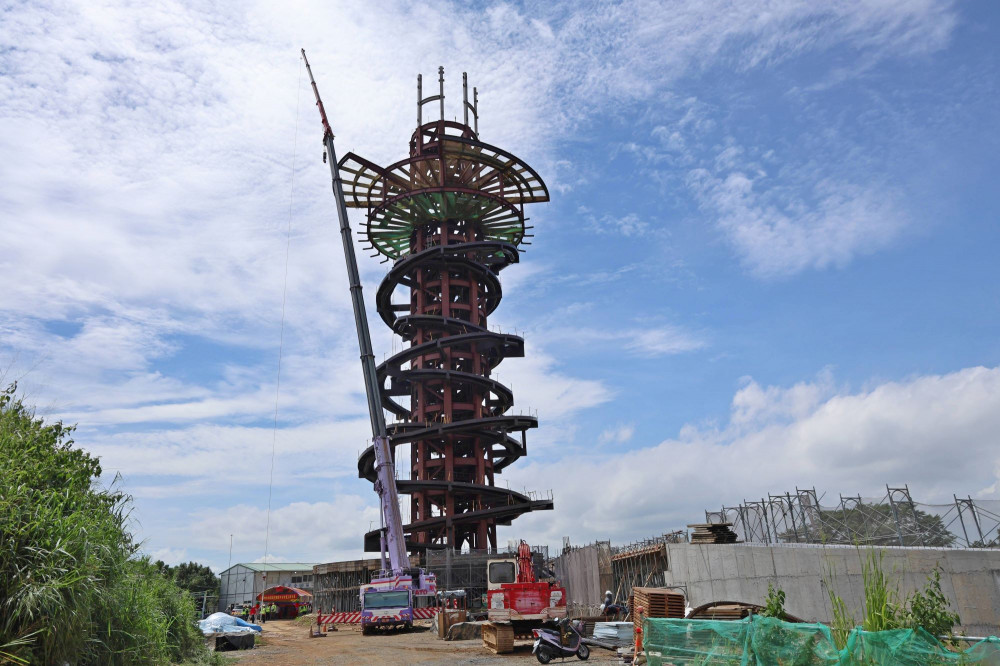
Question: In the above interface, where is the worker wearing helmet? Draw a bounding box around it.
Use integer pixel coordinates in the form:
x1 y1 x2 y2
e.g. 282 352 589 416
601 590 625 618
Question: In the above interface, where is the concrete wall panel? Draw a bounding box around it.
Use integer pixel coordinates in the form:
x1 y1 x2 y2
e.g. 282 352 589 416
661 543 1000 634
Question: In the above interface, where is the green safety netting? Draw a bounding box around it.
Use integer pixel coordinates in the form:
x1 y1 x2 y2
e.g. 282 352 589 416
644 616 1000 665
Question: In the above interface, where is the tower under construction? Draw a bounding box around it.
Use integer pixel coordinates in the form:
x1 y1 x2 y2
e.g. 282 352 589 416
341 68 552 552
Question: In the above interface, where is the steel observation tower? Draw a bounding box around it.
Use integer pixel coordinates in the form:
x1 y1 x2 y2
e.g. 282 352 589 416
341 67 553 552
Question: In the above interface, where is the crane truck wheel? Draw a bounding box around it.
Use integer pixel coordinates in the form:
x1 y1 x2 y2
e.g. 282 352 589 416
576 643 590 660
535 645 554 664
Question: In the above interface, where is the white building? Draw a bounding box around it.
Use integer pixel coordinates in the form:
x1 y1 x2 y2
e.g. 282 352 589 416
217 562 319 611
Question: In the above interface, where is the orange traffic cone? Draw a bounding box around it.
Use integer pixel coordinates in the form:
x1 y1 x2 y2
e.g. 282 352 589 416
634 605 645 660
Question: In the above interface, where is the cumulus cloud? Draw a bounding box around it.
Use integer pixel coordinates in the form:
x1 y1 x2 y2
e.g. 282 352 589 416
496 346 613 423
506 366 1000 545
85 418 369 487
188 497 380 564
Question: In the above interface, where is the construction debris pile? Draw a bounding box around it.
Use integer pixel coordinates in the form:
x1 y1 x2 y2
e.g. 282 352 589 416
687 522 739 544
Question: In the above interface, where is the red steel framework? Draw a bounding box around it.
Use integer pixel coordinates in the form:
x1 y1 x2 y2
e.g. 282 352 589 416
341 68 553 552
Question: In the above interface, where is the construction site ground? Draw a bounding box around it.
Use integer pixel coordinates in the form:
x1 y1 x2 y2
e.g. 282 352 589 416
222 618 617 665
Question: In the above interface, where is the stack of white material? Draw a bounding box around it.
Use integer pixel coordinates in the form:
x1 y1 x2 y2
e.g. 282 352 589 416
593 621 633 645
197 612 261 636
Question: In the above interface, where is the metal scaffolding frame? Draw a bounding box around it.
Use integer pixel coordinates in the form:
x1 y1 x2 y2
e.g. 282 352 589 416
706 485 1000 548
423 543 551 610
609 531 685 606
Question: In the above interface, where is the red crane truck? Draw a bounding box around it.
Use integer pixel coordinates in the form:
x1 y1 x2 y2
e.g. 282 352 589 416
486 541 566 634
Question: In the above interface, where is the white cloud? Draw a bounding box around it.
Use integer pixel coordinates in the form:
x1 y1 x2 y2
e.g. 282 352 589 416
87 419 369 488
498 345 613 422
188 497 380 564
583 210 652 237
688 168 909 277
0 0 964 566
623 328 706 356
542 325 705 358
1 0 953 409
506 365 1000 545
599 424 635 446
146 547 189 565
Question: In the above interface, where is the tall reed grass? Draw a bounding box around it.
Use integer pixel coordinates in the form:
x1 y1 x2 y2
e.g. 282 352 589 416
0 387 212 665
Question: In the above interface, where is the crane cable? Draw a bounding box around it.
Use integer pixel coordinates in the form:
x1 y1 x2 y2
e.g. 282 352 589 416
263 54 303 569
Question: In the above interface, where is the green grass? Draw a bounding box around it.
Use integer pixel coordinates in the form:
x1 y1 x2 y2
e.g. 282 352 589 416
859 549 899 633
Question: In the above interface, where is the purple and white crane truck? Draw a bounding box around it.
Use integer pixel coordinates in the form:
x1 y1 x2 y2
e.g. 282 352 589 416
356 437 437 634
303 51 436 636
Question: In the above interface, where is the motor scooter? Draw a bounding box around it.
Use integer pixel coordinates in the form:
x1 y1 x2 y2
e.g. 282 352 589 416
532 617 590 663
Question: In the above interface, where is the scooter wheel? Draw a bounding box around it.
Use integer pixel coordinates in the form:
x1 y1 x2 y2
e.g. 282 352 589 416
536 645 554 664
577 643 590 660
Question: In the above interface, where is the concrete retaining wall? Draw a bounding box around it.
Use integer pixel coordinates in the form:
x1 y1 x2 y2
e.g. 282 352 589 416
662 543 1000 636
552 542 614 609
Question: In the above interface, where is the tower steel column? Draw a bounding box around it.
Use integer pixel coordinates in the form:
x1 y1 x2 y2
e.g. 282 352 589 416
340 68 553 552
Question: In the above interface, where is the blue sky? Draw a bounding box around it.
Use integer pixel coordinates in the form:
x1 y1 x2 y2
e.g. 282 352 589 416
2 0 999 571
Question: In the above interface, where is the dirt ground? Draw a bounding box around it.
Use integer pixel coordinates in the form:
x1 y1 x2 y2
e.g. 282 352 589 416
221 619 619 665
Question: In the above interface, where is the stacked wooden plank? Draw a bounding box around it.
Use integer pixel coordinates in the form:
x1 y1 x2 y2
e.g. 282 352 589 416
695 604 750 620
687 523 739 544
631 587 685 631
482 622 514 654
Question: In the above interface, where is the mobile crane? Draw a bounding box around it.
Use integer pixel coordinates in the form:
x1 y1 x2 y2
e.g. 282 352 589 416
302 49 436 635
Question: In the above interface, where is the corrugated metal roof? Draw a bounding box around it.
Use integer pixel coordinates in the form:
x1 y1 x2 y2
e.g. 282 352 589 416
223 562 319 573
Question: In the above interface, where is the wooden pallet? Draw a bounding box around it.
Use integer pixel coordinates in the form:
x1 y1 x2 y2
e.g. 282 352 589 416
482 622 515 655
632 587 686 631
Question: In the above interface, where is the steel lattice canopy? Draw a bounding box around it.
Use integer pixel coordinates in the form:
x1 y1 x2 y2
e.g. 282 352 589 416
337 135 548 260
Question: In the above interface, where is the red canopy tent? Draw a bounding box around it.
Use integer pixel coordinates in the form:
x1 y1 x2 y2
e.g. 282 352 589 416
255 585 313 619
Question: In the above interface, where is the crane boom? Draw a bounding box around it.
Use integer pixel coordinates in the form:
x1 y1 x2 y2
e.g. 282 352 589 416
302 49 408 574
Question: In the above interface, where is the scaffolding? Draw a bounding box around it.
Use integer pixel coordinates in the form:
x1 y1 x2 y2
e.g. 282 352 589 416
609 532 686 606
312 556 418 613
423 544 551 610
705 485 1000 548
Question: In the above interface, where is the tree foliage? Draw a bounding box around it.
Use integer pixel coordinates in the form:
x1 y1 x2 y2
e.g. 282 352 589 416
156 561 220 596
0 385 212 665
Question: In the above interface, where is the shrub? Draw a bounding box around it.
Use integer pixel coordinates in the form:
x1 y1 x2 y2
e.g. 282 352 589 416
761 583 786 618
902 567 961 641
